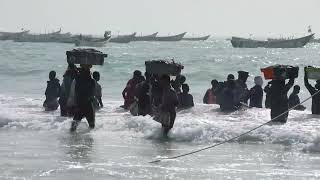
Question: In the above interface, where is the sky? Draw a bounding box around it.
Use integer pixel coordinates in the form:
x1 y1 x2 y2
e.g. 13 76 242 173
0 0 319 37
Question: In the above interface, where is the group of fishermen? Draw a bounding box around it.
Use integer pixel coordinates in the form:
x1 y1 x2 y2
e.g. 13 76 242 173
44 66 320 133
121 71 194 134
43 63 103 131
203 68 320 123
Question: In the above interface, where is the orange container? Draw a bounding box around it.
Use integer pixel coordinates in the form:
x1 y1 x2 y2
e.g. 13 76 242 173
261 68 274 80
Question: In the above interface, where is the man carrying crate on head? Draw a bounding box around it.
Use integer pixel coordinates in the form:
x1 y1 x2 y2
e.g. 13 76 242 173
66 49 107 132
145 60 182 135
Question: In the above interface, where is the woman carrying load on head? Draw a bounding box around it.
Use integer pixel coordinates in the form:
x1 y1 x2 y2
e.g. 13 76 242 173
270 78 294 123
304 67 320 114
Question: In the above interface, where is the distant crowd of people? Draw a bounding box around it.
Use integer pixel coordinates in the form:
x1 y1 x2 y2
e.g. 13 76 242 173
44 67 320 133
202 69 320 123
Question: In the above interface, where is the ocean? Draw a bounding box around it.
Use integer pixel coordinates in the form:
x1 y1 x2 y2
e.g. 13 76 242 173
1 39 320 179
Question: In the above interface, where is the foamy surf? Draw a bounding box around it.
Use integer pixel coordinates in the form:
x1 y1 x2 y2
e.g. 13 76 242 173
1 94 320 154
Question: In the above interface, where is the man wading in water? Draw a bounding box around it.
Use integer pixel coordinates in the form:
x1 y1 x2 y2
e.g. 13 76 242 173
157 74 179 135
70 64 96 132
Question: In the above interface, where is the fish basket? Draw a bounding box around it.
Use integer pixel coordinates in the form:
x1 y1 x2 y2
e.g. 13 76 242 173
305 66 320 80
66 48 107 65
261 65 299 80
145 59 184 76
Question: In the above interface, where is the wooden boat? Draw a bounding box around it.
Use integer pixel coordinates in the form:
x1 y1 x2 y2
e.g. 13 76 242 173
13 28 75 43
182 35 210 41
154 32 187 41
75 39 109 47
14 33 72 43
133 32 158 41
231 34 314 48
109 32 136 43
75 32 111 47
0 30 30 40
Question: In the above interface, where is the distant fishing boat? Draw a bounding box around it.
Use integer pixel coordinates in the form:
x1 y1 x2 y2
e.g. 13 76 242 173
133 32 158 41
182 35 210 41
13 29 73 43
154 32 187 41
231 34 314 48
0 30 30 40
75 31 111 47
75 39 109 47
109 32 136 43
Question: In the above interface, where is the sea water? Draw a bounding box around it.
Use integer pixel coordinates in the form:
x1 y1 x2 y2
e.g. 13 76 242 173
1 40 320 179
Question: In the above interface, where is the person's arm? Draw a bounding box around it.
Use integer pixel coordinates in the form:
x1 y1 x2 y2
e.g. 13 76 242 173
284 78 295 93
203 90 209 104
45 83 49 96
264 85 269 93
173 92 179 107
98 97 103 108
304 69 316 94
191 95 194 107
99 84 103 107
122 87 127 99
67 80 76 107
122 80 131 99
60 80 66 97
245 88 253 101
57 82 61 98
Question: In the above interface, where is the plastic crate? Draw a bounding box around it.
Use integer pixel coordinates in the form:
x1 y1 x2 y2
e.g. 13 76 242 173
145 60 184 76
261 65 299 80
66 48 107 65
305 66 320 80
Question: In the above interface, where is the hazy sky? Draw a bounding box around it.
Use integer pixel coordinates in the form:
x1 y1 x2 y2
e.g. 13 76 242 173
0 0 319 37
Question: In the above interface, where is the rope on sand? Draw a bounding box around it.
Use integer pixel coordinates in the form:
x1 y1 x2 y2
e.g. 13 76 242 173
149 90 320 163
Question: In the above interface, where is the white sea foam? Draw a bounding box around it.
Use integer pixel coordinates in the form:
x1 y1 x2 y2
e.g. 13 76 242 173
1 94 320 153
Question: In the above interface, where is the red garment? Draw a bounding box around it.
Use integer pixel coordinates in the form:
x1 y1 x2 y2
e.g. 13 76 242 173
122 79 138 109
206 88 216 104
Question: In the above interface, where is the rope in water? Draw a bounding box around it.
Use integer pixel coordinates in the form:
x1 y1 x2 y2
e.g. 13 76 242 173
149 90 320 163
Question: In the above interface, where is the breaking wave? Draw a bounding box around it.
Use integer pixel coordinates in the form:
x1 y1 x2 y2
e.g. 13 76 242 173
1 94 320 153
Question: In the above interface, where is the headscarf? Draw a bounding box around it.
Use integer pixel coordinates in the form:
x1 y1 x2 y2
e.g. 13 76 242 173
254 76 263 86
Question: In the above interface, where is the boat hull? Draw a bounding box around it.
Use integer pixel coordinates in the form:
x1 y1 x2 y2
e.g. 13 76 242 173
109 33 136 43
13 33 75 43
132 32 158 41
231 34 314 48
154 32 187 41
75 40 108 47
182 35 210 41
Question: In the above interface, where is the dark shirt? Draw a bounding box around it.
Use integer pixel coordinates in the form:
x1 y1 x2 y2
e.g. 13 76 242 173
219 87 238 111
60 69 78 101
235 80 249 104
305 77 320 114
75 73 96 106
288 93 305 110
45 78 60 101
249 85 263 108
270 79 294 123
270 79 294 107
161 88 179 113
136 81 152 112
159 87 178 129
215 82 225 105
178 93 194 108
264 85 271 108
151 80 162 107
288 93 300 108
